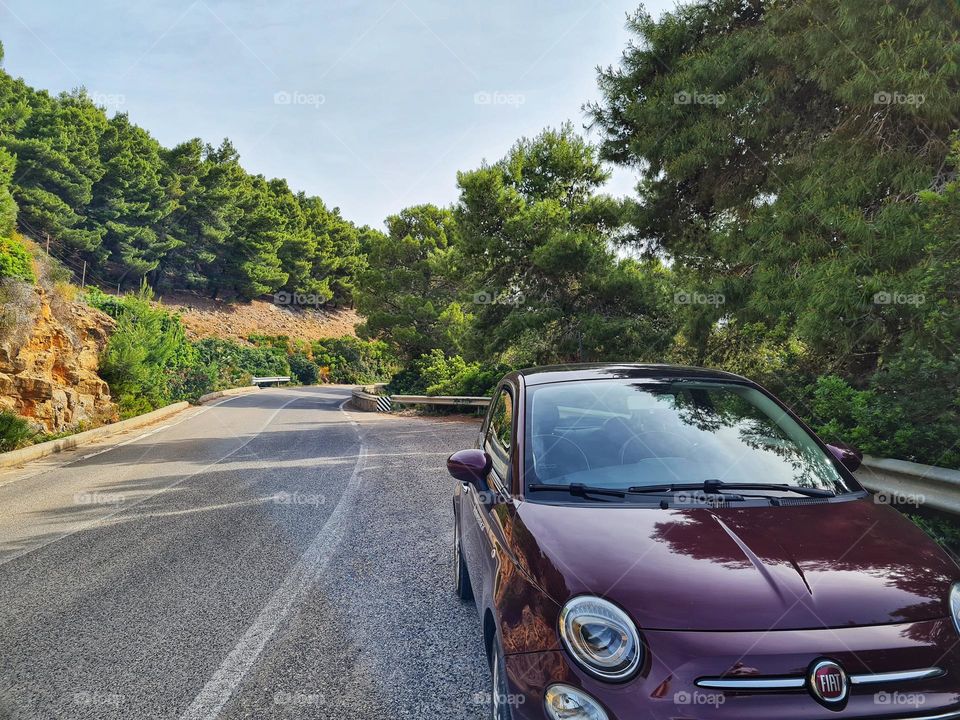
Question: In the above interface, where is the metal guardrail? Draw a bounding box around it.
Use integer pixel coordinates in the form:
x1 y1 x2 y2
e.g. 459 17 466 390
856 457 960 515
390 395 491 407
251 376 291 386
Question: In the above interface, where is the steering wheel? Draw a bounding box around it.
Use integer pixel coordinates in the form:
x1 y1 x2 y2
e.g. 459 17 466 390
619 430 694 464
532 434 591 479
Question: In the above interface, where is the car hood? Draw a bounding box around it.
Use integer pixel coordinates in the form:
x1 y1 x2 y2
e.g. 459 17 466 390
513 496 960 631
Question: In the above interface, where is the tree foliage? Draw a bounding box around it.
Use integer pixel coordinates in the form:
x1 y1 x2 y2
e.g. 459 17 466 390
0 43 365 300
586 0 960 466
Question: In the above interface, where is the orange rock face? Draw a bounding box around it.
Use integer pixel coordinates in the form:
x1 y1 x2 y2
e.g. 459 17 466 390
0 286 118 432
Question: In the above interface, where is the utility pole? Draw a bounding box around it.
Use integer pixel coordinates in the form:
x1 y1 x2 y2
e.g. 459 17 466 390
81 261 87 289
45 233 50 256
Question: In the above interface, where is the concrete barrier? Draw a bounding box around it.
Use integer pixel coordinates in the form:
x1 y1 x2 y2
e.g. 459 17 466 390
0 385 261 470
350 387 383 412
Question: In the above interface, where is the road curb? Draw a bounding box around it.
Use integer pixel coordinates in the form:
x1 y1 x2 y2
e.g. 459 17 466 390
0 385 261 470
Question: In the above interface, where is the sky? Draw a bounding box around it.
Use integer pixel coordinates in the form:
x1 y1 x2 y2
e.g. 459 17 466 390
0 0 674 229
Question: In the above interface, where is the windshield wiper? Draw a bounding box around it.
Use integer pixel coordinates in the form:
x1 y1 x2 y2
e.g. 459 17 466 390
625 481 834 499
528 482 627 499
701 479 836 498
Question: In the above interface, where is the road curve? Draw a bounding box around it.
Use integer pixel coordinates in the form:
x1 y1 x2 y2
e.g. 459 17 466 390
0 387 488 719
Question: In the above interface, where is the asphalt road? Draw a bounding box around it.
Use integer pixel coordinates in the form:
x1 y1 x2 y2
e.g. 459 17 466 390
0 387 489 719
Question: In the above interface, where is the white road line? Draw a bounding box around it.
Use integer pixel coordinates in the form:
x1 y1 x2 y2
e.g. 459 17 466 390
179 398 366 720
0 394 308 569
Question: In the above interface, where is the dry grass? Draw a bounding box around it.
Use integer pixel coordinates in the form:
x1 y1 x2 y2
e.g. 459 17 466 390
0 278 41 351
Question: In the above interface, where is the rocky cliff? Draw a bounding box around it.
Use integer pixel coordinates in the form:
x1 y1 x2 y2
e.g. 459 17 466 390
0 283 117 432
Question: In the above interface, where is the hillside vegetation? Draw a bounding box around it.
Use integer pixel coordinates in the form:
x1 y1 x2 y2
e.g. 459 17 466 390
0 41 368 302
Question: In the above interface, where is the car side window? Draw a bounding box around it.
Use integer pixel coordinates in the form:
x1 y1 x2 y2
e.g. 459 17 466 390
487 388 513 454
484 388 514 489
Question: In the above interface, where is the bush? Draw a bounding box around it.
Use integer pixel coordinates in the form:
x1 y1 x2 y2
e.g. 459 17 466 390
0 411 33 452
0 233 34 282
804 350 960 468
88 286 229 414
195 338 291 389
311 337 400 384
288 352 318 385
386 349 505 397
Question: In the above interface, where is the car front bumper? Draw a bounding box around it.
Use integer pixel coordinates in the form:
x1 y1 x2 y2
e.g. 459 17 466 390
502 617 960 719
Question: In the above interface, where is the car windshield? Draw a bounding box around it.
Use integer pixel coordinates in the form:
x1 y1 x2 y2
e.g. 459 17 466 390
524 379 853 496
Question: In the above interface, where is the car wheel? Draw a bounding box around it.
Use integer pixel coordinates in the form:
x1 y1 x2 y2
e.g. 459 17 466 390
490 634 513 720
454 508 473 601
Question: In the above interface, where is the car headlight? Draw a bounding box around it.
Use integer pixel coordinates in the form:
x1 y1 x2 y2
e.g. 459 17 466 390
544 684 609 720
951 583 960 636
559 596 642 681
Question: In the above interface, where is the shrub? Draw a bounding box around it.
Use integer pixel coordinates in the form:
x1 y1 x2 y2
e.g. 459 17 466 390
195 338 291 389
288 352 318 385
88 286 203 416
804 350 960 468
0 233 34 282
386 349 505 397
311 337 400 384
0 411 33 452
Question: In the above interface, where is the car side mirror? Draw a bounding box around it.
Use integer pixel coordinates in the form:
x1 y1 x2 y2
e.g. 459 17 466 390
827 442 863 472
447 449 492 488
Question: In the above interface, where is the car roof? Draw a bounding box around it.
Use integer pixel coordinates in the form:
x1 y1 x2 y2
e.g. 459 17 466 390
515 363 751 387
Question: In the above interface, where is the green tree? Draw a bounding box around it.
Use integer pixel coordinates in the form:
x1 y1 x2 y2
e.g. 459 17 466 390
1 89 106 255
87 113 178 286
456 125 677 365
355 204 466 358
590 0 960 374
0 146 17 239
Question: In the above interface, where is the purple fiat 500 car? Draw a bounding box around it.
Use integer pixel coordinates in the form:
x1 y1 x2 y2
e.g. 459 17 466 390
447 364 960 720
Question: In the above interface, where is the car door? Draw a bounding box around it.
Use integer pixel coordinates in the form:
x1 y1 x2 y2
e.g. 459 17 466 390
462 384 515 607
